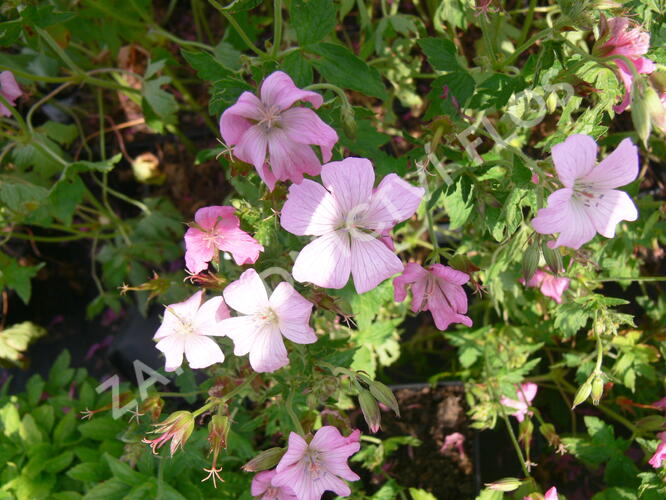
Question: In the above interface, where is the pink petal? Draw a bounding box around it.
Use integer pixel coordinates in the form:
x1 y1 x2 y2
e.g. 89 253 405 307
363 174 424 233
321 158 375 215
520 382 538 403
583 189 638 238
193 296 230 335
270 282 317 344
0 71 21 104
184 335 224 369
251 470 275 496
292 231 352 289
195 205 238 229
260 71 323 110
234 124 268 174
393 262 427 307
217 226 264 265
248 326 289 372
429 297 473 331
220 316 261 355
539 275 570 304
155 291 204 340
281 107 339 162
551 134 597 187
544 486 558 500
582 138 638 189
219 91 263 145
612 62 633 114
280 179 342 236
267 128 322 184
316 473 351 497
155 335 184 372
276 432 309 472
350 235 403 294
223 269 269 314
532 189 597 250
184 228 215 274
429 264 470 286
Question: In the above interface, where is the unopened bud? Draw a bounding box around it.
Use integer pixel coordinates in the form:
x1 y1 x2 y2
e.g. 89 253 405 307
541 242 562 275
545 92 558 114
242 447 286 472
368 381 400 416
572 379 592 409
341 105 357 140
522 243 540 282
539 422 562 449
131 152 165 184
519 418 534 444
359 389 381 433
208 415 231 452
485 477 523 492
644 86 666 134
591 374 605 406
631 78 651 147
636 415 666 432
140 396 164 421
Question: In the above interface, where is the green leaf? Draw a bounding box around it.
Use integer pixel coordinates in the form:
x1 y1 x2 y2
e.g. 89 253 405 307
71 153 122 174
67 462 109 483
82 479 131 500
19 414 43 445
443 176 474 230
0 402 21 437
53 412 77 445
282 50 313 87
290 0 336 46
40 121 78 146
32 405 55 433
26 374 45 406
418 37 462 72
44 451 74 474
311 43 387 99
469 74 527 110
409 488 438 500
181 50 232 81
49 175 85 225
103 454 146 486
0 322 46 364
142 76 178 125
78 417 126 441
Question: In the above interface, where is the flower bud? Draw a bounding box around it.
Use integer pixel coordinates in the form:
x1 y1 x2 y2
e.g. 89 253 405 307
208 415 231 453
644 85 666 134
539 422 562 449
572 379 592 409
142 410 195 456
636 415 666 432
541 242 562 275
590 373 605 406
359 389 381 433
340 105 357 140
140 396 164 421
631 78 651 147
368 380 400 416
546 91 558 114
131 152 165 184
242 447 286 472
485 477 523 492
519 418 534 444
522 243 540 282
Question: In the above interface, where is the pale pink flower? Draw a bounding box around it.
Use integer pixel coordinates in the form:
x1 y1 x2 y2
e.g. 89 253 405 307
272 427 361 500
522 269 570 304
501 383 538 422
0 71 22 117
184 205 263 274
649 432 666 468
219 71 338 191
524 486 558 500
153 290 230 371
597 17 655 113
393 262 472 331
219 269 317 373
440 432 466 460
280 157 424 294
531 134 639 250
251 469 298 500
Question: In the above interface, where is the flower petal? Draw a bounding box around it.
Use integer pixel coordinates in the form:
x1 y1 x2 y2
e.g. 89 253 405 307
193 296 230 335
363 174 424 233
216 227 264 266
223 269 270 314
249 325 289 373
251 470 275 496
281 107 339 162
281 180 342 236
234 124 268 174
184 228 215 274
321 157 375 215
184 335 224 369
582 138 638 189
292 231 352 289
583 189 638 238
267 128 322 184
276 432 309 472
155 335 185 372
532 189 597 249
270 282 317 344
194 205 238 229
219 91 263 145
220 316 261 355
551 134 598 187
350 236 403 294
260 71 323 110
393 262 428 313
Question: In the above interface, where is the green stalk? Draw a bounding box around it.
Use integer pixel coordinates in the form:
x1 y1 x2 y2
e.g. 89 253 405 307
271 0 283 58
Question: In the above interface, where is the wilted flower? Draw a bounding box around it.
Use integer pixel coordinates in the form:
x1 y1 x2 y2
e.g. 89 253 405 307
441 432 467 460
184 205 263 274
0 71 21 117
219 269 317 373
153 290 230 371
522 269 570 304
531 134 639 250
393 262 472 330
281 157 424 293
251 469 298 500
594 17 655 113
219 71 338 190
142 411 194 456
272 426 361 500
501 383 538 422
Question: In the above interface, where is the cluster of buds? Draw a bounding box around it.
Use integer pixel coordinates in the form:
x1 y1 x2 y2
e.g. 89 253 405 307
522 239 563 282
572 371 606 409
354 372 400 434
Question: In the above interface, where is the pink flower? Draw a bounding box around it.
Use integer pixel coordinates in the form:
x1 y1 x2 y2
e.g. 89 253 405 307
153 290 230 371
501 383 538 422
524 486 558 500
597 17 655 113
393 262 472 331
184 206 263 274
440 432 466 459
531 134 639 250
649 432 666 468
219 269 317 373
280 157 424 294
653 396 666 411
522 269 570 304
251 470 298 500
142 411 194 456
0 71 22 117
219 71 338 191
272 427 361 500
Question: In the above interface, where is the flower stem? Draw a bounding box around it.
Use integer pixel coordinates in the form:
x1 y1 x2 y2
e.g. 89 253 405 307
272 0 283 58
209 0 267 57
286 388 305 436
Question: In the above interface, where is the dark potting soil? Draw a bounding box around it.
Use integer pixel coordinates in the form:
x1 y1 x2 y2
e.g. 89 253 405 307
376 384 477 499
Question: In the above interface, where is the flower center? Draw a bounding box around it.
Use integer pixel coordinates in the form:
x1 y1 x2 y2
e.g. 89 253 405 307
304 449 322 479
255 308 277 326
573 182 604 208
258 104 282 130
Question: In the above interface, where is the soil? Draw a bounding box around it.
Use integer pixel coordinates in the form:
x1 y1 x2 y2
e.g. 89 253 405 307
375 383 477 499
